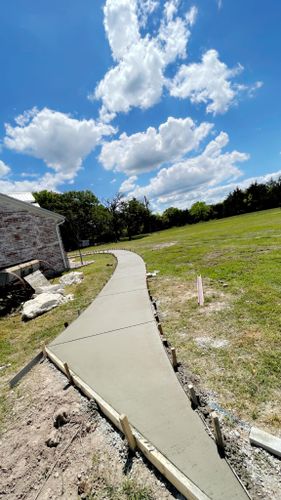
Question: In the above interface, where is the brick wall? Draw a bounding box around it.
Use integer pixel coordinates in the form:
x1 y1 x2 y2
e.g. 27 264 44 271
0 204 68 272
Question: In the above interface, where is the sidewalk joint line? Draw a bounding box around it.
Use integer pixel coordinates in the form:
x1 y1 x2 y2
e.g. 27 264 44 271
50 320 155 347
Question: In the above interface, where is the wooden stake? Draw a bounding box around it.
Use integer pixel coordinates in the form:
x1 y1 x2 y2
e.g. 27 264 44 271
211 412 225 456
158 323 164 335
120 414 136 450
162 338 168 347
197 275 204 306
64 362 73 385
188 384 199 408
42 343 47 359
171 347 178 371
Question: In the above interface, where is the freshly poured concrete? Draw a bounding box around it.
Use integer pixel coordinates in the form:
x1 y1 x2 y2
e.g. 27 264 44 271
48 250 248 499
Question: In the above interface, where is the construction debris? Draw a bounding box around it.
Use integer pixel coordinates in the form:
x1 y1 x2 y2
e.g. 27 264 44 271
59 271 83 286
22 292 73 320
250 426 281 458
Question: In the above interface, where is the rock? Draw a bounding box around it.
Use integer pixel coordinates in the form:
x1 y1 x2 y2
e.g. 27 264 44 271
54 407 70 428
35 284 65 295
59 272 83 286
46 430 60 447
22 292 71 320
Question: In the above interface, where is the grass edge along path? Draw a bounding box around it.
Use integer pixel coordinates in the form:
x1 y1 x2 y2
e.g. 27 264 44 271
0 253 116 430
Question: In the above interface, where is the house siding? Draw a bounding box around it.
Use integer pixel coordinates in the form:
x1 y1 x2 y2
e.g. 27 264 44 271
0 203 68 272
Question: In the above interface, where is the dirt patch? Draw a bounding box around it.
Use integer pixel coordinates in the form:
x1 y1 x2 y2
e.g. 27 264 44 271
0 361 183 500
152 242 177 250
194 337 229 349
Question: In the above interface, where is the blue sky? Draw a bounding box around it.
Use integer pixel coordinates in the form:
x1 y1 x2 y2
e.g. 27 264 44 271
0 0 280 211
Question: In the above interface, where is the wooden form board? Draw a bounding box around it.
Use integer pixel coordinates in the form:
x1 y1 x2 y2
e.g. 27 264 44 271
45 346 210 500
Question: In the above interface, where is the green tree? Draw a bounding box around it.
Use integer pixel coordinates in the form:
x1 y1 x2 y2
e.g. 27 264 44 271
190 201 212 222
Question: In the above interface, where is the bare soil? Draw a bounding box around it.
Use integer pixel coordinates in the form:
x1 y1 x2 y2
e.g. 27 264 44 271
0 361 183 500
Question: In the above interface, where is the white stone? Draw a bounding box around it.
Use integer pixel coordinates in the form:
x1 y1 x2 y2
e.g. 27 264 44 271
35 284 65 295
22 292 71 320
59 271 83 286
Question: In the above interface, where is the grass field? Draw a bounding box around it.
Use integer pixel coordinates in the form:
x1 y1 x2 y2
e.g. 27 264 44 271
83 208 281 432
0 253 115 429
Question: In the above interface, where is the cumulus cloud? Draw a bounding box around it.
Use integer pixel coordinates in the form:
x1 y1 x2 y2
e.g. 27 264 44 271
170 50 263 114
99 116 213 174
4 108 115 183
126 132 249 209
0 160 11 177
92 0 196 120
120 175 138 192
170 50 243 114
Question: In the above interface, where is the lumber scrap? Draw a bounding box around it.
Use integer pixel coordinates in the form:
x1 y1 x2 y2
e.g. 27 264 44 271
9 351 43 388
44 345 210 500
250 426 281 458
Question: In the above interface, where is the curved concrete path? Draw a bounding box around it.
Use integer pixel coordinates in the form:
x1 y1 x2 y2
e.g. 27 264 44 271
48 250 248 499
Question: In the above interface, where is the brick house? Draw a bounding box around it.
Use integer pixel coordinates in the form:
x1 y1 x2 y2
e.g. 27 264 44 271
0 192 69 273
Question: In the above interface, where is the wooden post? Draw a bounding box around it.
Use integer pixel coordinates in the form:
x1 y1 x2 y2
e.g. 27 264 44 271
42 343 47 359
211 412 225 456
171 347 178 371
197 275 204 306
64 362 73 385
188 384 199 408
158 323 164 336
119 414 136 451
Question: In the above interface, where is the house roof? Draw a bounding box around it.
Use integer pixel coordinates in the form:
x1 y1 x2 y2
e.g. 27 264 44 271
0 192 65 222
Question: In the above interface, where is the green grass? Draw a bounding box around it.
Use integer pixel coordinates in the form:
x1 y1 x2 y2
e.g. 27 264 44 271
84 208 281 431
0 253 115 429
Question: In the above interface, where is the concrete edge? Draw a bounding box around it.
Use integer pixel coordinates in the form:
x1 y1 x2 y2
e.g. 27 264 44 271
249 426 281 458
45 345 211 500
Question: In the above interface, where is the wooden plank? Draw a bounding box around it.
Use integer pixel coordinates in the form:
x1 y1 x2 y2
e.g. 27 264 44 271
120 414 137 450
197 276 204 306
44 345 210 500
250 426 281 458
9 351 43 388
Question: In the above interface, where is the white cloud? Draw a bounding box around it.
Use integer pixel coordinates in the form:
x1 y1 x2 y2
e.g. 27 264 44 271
0 160 11 177
120 175 137 192
138 0 159 27
126 132 249 209
4 108 115 183
93 0 196 119
170 49 263 114
186 5 198 25
0 171 68 195
99 116 213 174
170 49 243 114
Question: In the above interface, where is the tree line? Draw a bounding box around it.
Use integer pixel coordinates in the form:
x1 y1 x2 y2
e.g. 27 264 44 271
34 177 281 250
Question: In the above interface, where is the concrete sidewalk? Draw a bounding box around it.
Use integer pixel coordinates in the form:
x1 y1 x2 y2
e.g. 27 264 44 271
48 250 249 499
